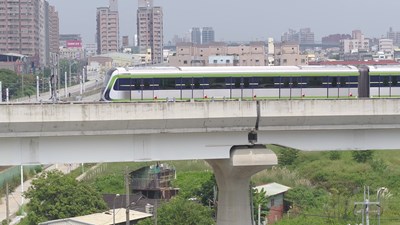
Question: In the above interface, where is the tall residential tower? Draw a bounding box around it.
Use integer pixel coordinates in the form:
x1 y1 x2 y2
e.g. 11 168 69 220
137 0 163 64
0 0 58 67
96 0 120 54
201 27 215 44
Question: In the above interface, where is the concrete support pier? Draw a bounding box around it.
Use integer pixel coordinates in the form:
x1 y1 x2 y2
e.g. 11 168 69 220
206 145 278 225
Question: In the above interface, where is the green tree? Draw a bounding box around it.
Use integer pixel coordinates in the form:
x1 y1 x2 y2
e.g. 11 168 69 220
24 170 107 225
252 188 269 225
351 150 373 163
279 148 300 166
172 171 215 202
140 197 215 225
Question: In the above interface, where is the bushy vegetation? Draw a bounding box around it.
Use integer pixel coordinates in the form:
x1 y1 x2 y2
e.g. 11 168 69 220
260 146 400 225
23 170 107 225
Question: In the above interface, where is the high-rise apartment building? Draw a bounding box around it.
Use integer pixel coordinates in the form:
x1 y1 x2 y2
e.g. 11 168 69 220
137 0 163 64
191 27 201 44
281 29 299 43
299 28 314 44
201 27 215 44
0 0 51 67
96 0 120 54
48 5 59 57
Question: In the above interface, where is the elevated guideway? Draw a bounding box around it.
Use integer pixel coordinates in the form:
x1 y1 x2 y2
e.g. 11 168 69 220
1 99 400 165
2 99 400 225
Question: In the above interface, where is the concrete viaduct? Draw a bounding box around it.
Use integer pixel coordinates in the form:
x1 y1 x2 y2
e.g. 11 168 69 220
1 99 400 225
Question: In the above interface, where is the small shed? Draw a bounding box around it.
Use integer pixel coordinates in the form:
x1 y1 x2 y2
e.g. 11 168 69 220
256 182 291 224
39 208 152 225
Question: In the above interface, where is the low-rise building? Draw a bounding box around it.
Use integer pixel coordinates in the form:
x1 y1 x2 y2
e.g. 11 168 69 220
274 43 308 66
256 182 291 224
169 42 267 67
38 208 152 225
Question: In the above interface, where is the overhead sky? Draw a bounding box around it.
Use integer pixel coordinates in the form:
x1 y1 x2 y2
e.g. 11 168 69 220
48 0 400 44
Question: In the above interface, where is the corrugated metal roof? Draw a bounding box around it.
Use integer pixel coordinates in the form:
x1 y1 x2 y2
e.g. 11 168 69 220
255 182 291 197
39 209 152 225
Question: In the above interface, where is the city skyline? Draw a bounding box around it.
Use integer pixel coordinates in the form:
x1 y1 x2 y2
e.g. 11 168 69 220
49 0 400 44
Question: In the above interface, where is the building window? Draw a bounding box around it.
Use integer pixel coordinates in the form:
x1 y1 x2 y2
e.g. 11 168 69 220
283 59 287 63
226 60 230 63
213 60 217 63
271 198 275 207
183 60 188 64
301 59 306 63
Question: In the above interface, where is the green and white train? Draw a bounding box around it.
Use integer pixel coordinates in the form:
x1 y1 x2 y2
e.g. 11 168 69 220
100 65 400 101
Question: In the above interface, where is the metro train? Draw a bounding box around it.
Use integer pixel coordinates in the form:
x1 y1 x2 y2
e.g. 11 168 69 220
100 65 400 102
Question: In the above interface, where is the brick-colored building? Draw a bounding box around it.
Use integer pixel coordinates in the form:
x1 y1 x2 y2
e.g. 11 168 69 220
169 42 267 67
137 0 163 64
274 43 308 66
96 0 120 54
256 182 291 224
0 0 59 67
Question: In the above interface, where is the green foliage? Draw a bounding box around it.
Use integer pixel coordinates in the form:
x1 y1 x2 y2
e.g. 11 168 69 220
369 158 388 173
328 151 341 160
252 188 269 224
93 173 125 194
285 186 328 210
24 170 107 225
278 148 300 166
136 218 153 225
155 197 215 225
352 150 374 163
172 171 215 201
0 69 37 99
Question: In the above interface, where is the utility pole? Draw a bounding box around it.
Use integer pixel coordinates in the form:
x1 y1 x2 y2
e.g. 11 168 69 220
125 167 130 225
354 186 380 225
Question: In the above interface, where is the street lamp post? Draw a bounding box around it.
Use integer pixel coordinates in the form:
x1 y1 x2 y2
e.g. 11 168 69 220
113 194 120 225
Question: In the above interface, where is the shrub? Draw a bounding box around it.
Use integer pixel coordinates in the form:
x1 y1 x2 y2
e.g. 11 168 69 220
352 150 373 163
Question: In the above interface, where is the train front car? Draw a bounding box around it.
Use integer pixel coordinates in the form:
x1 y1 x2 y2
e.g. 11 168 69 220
368 65 400 98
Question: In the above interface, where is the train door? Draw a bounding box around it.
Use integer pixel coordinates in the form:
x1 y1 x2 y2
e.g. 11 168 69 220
369 75 381 97
391 75 400 96
181 78 193 100
380 76 391 97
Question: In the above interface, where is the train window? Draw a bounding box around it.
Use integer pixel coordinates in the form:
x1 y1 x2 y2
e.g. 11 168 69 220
225 77 234 88
281 77 290 88
348 76 358 88
159 78 176 90
331 77 338 87
233 77 241 88
392 76 399 87
152 79 160 90
133 79 142 90
181 78 192 89
382 76 391 87
114 78 130 90
209 77 226 89
242 77 250 88
248 77 259 88
307 77 323 88
193 77 209 89
292 77 301 88
143 78 152 90
339 77 347 87
370 76 380 87
258 77 274 88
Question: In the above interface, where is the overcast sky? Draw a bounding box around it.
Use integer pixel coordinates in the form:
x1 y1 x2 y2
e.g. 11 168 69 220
48 0 400 44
